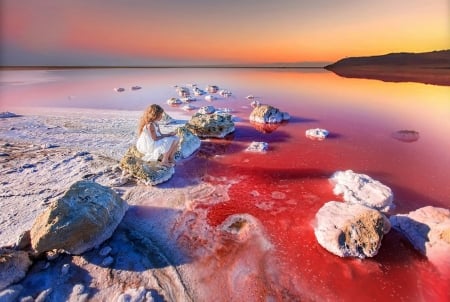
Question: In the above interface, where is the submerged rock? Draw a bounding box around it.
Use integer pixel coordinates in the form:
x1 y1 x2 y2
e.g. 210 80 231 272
0 249 32 290
30 181 128 255
391 130 420 142
390 206 450 271
198 105 215 115
246 141 269 152
314 201 391 258
119 146 175 185
186 112 235 138
330 170 394 212
249 104 290 124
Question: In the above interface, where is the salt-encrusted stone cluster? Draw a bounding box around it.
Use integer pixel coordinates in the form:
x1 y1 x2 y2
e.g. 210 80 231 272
186 112 235 138
314 170 393 258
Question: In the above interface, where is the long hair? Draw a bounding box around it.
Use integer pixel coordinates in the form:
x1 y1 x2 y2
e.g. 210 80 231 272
138 104 164 135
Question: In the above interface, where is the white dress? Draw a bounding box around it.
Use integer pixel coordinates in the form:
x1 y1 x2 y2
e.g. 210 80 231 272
136 123 177 161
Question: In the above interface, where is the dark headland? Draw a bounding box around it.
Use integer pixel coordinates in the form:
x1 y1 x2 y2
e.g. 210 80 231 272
325 49 450 86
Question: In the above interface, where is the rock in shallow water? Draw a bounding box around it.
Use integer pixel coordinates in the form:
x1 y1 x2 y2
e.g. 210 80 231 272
186 112 235 138
30 180 128 255
314 201 391 258
390 206 450 271
330 170 394 212
249 104 290 124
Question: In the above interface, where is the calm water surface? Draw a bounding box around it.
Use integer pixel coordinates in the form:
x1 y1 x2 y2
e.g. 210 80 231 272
1 68 449 300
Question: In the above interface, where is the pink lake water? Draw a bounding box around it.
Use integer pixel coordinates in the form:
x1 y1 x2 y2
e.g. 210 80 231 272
1 68 449 301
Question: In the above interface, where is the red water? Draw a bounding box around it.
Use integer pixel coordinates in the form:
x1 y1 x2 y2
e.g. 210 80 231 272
169 71 450 301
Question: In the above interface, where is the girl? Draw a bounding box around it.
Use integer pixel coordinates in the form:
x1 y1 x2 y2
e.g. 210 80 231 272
136 104 179 167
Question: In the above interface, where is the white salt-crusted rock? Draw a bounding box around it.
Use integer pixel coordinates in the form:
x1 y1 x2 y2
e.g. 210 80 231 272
206 85 219 93
249 104 290 124
306 128 329 140
176 86 190 97
246 142 269 153
193 87 206 96
390 206 450 272
204 95 215 101
330 170 394 212
219 89 232 97
314 201 391 258
175 126 201 159
198 105 215 115
0 112 20 118
167 97 182 105
216 107 232 114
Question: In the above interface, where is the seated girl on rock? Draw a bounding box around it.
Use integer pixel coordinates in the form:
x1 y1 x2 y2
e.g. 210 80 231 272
136 104 179 167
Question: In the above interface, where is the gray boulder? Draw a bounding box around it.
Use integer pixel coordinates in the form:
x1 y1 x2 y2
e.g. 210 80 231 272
175 126 201 159
330 170 394 212
249 104 290 124
314 201 391 258
0 249 31 290
390 206 450 271
30 181 128 255
186 112 235 138
120 146 175 185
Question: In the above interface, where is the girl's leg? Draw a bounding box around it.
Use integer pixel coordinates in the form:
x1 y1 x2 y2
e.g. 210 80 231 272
161 137 179 166
168 137 180 163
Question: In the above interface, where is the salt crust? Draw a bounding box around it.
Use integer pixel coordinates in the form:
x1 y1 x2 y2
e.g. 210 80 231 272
330 170 394 212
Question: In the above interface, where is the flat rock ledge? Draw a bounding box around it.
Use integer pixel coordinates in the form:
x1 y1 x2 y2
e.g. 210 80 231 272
249 104 290 124
314 201 391 258
30 181 128 255
120 146 175 185
186 112 235 138
390 206 450 272
330 170 394 212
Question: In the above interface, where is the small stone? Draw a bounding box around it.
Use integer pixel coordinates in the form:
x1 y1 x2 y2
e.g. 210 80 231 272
102 256 114 267
245 142 268 152
99 246 112 257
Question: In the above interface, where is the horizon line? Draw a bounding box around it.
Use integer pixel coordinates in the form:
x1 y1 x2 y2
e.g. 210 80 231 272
0 65 328 69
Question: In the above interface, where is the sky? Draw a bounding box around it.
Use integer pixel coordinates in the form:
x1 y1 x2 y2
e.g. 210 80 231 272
0 0 449 66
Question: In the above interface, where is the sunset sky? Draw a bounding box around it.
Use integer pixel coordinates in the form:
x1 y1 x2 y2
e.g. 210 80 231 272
1 0 449 66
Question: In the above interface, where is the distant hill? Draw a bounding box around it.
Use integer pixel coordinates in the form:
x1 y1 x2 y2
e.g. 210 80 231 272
325 50 450 86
